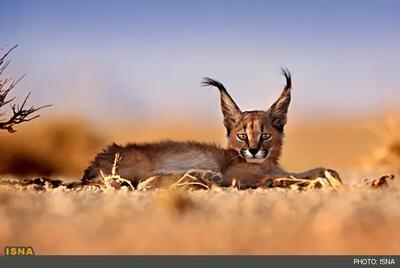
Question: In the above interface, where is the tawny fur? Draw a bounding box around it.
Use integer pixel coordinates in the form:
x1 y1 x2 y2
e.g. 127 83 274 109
83 68 340 187
83 141 241 185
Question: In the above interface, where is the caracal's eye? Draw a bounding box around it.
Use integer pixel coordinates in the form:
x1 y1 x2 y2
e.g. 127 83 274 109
260 133 272 141
237 133 248 141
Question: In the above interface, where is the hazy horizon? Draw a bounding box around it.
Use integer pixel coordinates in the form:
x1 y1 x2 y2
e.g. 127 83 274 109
1 0 399 122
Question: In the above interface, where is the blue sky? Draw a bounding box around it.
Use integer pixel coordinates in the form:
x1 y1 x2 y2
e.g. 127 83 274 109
1 0 399 122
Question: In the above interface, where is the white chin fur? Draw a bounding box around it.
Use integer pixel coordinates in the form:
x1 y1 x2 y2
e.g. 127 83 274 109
245 158 266 164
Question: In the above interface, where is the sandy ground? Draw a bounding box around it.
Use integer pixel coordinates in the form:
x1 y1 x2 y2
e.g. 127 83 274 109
0 172 399 254
0 117 399 254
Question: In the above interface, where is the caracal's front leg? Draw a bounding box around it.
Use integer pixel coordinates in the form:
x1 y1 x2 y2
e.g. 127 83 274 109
253 167 342 189
223 164 341 189
291 167 341 181
222 163 270 188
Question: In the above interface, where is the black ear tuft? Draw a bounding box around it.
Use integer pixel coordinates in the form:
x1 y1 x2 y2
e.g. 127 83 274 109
281 67 291 92
201 77 226 90
202 77 242 135
267 68 292 132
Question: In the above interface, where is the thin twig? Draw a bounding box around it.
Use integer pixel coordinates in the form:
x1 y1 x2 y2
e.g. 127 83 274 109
0 45 51 132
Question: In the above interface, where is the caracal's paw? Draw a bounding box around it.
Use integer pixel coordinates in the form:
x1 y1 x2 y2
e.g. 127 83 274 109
302 167 342 182
181 170 224 186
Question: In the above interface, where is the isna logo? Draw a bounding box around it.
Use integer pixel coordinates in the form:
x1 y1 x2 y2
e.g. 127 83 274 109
4 246 35 256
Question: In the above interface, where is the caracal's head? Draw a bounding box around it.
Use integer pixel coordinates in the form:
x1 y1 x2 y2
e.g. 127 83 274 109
202 68 291 164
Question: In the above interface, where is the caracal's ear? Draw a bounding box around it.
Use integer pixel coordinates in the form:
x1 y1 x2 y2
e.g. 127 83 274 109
267 68 292 132
202 77 242 135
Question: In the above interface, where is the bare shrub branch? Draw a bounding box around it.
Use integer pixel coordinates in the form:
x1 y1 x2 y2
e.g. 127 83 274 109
0 45 51 133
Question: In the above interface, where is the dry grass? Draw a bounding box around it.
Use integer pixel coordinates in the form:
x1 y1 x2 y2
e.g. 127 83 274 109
99 153 135 190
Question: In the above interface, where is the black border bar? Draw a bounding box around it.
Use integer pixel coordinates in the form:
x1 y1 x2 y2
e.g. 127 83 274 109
0 255 399 268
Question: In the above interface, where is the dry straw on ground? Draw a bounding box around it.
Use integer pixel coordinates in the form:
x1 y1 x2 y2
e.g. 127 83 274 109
0 157 399 255
0 152 348 192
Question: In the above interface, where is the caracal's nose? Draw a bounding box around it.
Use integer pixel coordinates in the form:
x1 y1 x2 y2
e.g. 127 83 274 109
249 148 258 156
